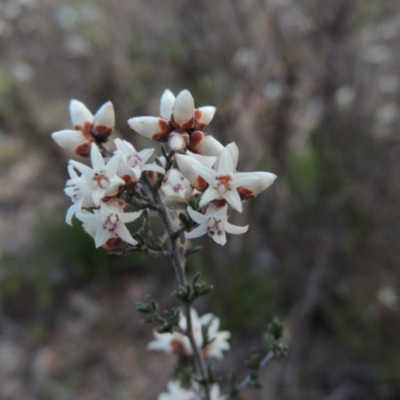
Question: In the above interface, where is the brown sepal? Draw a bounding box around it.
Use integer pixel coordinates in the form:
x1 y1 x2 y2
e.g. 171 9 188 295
75 141 93 157
211 199 227 208
170 114 195 130
188 130 206 153
151 119 173 142
146 170 160 184
121 174 138 190
103 236 123 250
76 121 94 140
237 187 254 201
94 125 113 140
196 175 208 192
194 109 206 130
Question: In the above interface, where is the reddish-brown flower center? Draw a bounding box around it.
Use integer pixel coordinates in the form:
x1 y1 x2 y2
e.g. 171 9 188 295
213 174 233 194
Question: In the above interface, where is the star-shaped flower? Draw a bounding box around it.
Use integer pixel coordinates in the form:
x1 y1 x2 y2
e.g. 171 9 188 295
114 138 165 186
76 201 142 248
185 204 248 246
192 146 277 212
148 308 230 360
128 89 223 155
64 164 96 225
67 143 125 206
161 168 194 203
191 147 244 212
52 100 115 157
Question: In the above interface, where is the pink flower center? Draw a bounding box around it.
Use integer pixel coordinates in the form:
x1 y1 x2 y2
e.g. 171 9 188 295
127 153 142 168
173 183 183 193
101 214 119 232
92 169 110 189
213 174 233 194
207 218 223 237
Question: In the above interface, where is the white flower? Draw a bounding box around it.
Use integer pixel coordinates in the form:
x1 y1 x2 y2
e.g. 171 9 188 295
185 204 248 246
67 143 124 206
148 309 230 360
51 100 115 156
175 152 216 191
161 169 193 203
158 381 197 400
200 313 231 359
191 147 243 212
193 146 277 212
128 89 223 155
64 164 96 225
158 382 223 400
76 202 142 248
114 138 165 184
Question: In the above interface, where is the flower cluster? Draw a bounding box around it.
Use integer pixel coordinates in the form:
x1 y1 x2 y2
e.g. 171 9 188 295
148 308 230 360
52 89 276 249
51 89 280 399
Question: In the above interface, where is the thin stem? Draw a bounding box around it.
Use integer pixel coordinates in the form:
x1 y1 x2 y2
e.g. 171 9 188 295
142 172 211 400
108 246 171 258
234 351 275 394
99 142 114 157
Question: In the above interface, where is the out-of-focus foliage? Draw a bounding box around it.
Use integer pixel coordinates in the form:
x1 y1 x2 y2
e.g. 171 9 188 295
1 0 400 399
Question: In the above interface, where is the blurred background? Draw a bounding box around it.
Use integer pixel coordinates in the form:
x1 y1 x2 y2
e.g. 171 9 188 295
1 0 400 399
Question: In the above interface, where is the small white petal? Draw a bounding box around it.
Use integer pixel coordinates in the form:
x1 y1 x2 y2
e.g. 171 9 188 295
92 188 106 205
199 187 221 207
93 101 115 130
105 152 122 176
185 224 208 239
225 221 249 234
195 135 224 156
191 164 217 185
187 206 209 224
69 160 93 176
160 89 175 120
223 189 243 212
65 200 81 226
226 142 239 170
90 143 105 170
217 147 234 174
128 116 168 139
67 164 79 179
114 138 136 154
232 172 259 188
119 210 143 224
196 106 216 125
95 228 112 248
212 231 227 246
237 171 277 195
175 154 203 189
69 99 93 127
173 89 195 126
137 148 154 164
233 171 277 192
186 151 217 168
115 223 137 245
141 163 165 175
51 130 86 152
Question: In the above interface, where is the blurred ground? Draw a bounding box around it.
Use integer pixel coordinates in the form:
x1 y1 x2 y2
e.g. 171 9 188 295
1 0 400 399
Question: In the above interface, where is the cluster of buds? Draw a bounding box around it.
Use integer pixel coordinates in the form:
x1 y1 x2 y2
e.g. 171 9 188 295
51 89 276 248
